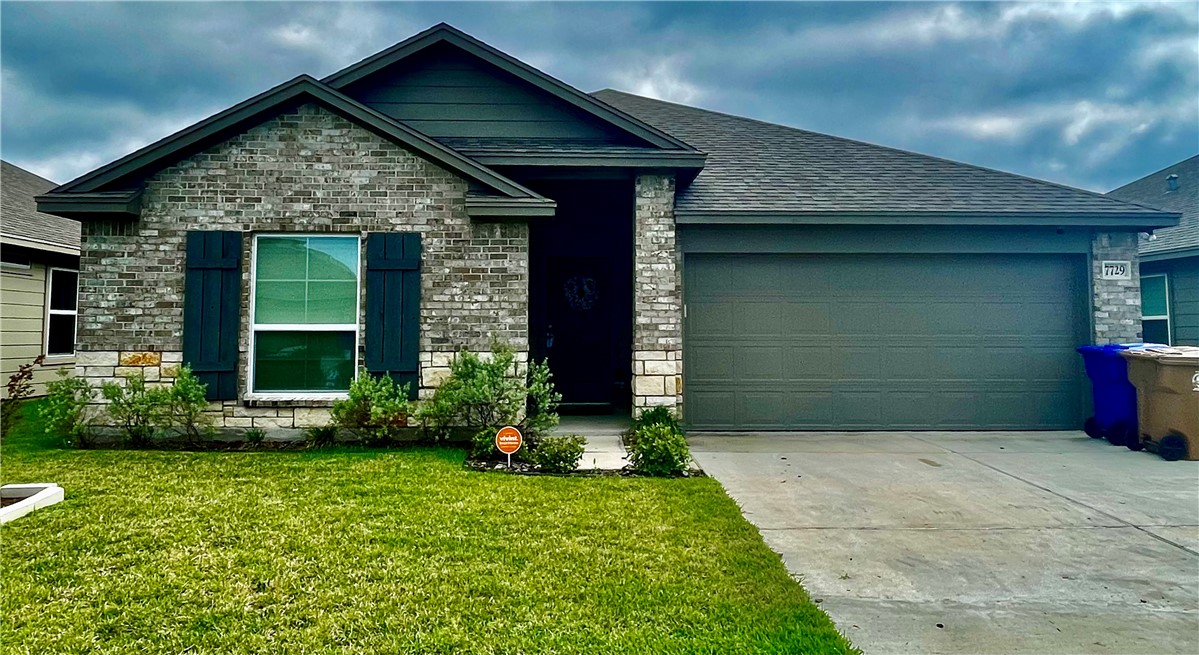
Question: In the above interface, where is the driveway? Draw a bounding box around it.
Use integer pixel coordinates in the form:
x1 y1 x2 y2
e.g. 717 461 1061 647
691 431 1199 655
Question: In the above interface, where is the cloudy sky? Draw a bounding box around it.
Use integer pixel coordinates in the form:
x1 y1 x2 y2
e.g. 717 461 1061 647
2 1 1196 191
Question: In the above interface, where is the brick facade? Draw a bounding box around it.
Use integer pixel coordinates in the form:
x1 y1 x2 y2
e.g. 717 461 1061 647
631 174 683 413
1091 231 1142 344
77 104 529 425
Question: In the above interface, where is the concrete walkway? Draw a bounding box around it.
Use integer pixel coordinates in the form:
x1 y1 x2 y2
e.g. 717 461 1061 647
691 431 1199 655
556 415 630 471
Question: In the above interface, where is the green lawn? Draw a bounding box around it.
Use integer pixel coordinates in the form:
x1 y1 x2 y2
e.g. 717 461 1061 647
1 403 855 654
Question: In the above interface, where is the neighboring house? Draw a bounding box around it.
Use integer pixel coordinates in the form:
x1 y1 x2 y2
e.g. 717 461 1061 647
1 161 81 397
35 23 1178 431
1107 155 1198 346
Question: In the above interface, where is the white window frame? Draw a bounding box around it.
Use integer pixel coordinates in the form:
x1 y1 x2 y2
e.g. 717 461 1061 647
246 234 361 400
43 267 79 358
1141 273 1171 345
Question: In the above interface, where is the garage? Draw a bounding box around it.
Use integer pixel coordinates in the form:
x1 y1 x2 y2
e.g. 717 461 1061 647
684 252 1090 430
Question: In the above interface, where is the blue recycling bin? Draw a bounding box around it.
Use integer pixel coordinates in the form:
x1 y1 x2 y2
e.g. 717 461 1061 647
1077 344 1142 449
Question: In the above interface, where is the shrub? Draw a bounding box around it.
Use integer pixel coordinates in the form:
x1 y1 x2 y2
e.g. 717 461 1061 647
417 343 561 445
2 355 45 436
244 428 266 448
331 370 412 447
162 367 211 446
40 369 96 447
470 428 497 459
528 434 587 473
625 406 682 450
305 425 338 448
101 374 168 447
628 423 691 476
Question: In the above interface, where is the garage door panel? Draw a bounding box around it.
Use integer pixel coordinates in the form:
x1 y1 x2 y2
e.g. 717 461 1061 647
684 253 1086 430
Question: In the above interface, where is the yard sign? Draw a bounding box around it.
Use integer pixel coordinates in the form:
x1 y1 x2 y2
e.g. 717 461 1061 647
496 426 523 468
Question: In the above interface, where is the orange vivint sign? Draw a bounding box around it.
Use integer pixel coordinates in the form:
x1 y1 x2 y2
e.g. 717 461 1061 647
495 426 523 455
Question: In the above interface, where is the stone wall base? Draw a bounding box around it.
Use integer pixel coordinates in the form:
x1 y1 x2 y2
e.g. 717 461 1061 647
632 349 681 415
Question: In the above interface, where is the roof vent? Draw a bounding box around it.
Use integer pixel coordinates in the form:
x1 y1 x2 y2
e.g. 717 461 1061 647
1167 174 1180 192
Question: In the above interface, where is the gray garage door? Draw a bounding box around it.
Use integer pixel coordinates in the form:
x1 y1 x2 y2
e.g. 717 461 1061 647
684 254 1088 430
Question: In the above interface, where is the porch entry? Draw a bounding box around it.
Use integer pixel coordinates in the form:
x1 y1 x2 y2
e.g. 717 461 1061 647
529 180 634 413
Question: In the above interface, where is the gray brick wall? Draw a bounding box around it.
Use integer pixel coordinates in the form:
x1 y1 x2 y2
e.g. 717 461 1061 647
631 173 683 412
1091 231 1142 343
78 103 528 399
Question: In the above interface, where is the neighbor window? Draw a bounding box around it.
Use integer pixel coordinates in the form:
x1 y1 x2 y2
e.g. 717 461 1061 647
45 268 78 356
251 235 360 394
1141 274 1171 345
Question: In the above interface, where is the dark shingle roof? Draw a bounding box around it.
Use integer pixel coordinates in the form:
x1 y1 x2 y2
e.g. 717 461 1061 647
1107 155 1198 257
592 89 1169 219
1 161 80 253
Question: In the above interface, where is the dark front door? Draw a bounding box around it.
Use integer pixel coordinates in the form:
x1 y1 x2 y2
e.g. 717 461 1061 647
547 256 613 406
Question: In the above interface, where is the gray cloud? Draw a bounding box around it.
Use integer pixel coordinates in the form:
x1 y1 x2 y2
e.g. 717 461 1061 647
1 1 1195 191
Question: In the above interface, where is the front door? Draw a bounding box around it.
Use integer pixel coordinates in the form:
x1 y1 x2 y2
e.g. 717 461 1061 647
546 256 613 407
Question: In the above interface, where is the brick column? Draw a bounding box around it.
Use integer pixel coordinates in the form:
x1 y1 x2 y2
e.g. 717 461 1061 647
1091 231 1142 343
632 174 682 415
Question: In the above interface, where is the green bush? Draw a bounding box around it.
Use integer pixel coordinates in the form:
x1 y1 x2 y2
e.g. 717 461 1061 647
305 425 338 448
628 423 691 476
417 343 561 445
470 428 497 459
244 428 266 448
101 374 168 447
528 434 587 473
162 367 211 446
626 406 682 450
331 370 412 446
40 368 96 448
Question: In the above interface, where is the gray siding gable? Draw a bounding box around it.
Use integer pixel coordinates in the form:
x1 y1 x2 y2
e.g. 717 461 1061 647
342 43 640 145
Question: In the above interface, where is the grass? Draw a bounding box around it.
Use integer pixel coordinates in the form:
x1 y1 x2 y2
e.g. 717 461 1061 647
1 401 856 654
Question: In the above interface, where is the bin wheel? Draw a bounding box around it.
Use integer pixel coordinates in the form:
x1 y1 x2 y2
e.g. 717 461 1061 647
1114 424 1144 451
1106 422 1133 447
1083 417 1104 439
1158 433 1188 462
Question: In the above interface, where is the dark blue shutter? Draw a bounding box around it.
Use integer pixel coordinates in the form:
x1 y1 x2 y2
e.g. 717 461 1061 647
183 231 242 401
365 232 421 398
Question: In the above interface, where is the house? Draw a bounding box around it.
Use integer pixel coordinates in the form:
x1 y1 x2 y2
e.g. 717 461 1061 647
1 161 81 397
35 23 1179 431
1107 155 1198 346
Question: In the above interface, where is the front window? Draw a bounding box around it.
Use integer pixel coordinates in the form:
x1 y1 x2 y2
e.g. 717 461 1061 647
251 235 360 394
1141 274 1171 345
45 268 78 356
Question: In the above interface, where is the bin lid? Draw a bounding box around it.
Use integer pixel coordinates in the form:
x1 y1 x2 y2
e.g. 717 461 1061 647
1120 346 1199 365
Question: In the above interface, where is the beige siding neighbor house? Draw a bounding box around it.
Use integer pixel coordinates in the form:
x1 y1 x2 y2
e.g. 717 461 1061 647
1 161 81 397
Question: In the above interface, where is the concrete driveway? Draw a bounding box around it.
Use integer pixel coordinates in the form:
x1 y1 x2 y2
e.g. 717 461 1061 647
690 431 1199 655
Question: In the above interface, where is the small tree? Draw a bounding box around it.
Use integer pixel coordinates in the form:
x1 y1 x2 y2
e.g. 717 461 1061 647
2 355 45 436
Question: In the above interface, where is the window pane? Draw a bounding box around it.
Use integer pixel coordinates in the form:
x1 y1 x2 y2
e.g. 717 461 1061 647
47 314 76 355
306 237 358 281
50 270 78 311
257 237 308 281
1141 276 1169 317
254 281 307 324
1143 319 1170 345
307 281 357 323
253 331 355 392
254 236 358 326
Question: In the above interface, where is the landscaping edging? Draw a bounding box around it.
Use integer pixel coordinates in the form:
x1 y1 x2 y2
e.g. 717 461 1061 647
0 484 65 524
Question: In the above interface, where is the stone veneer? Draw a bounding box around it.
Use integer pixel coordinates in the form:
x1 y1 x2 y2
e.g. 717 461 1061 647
76 103 529 426
631 174 683 414
1091 231 1142 344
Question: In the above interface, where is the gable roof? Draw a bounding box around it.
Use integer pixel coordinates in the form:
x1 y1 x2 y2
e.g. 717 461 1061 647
323 23 699 154
40 75 554 218
1 161 80 255
1107 155 1199 260
594 89 1178 228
